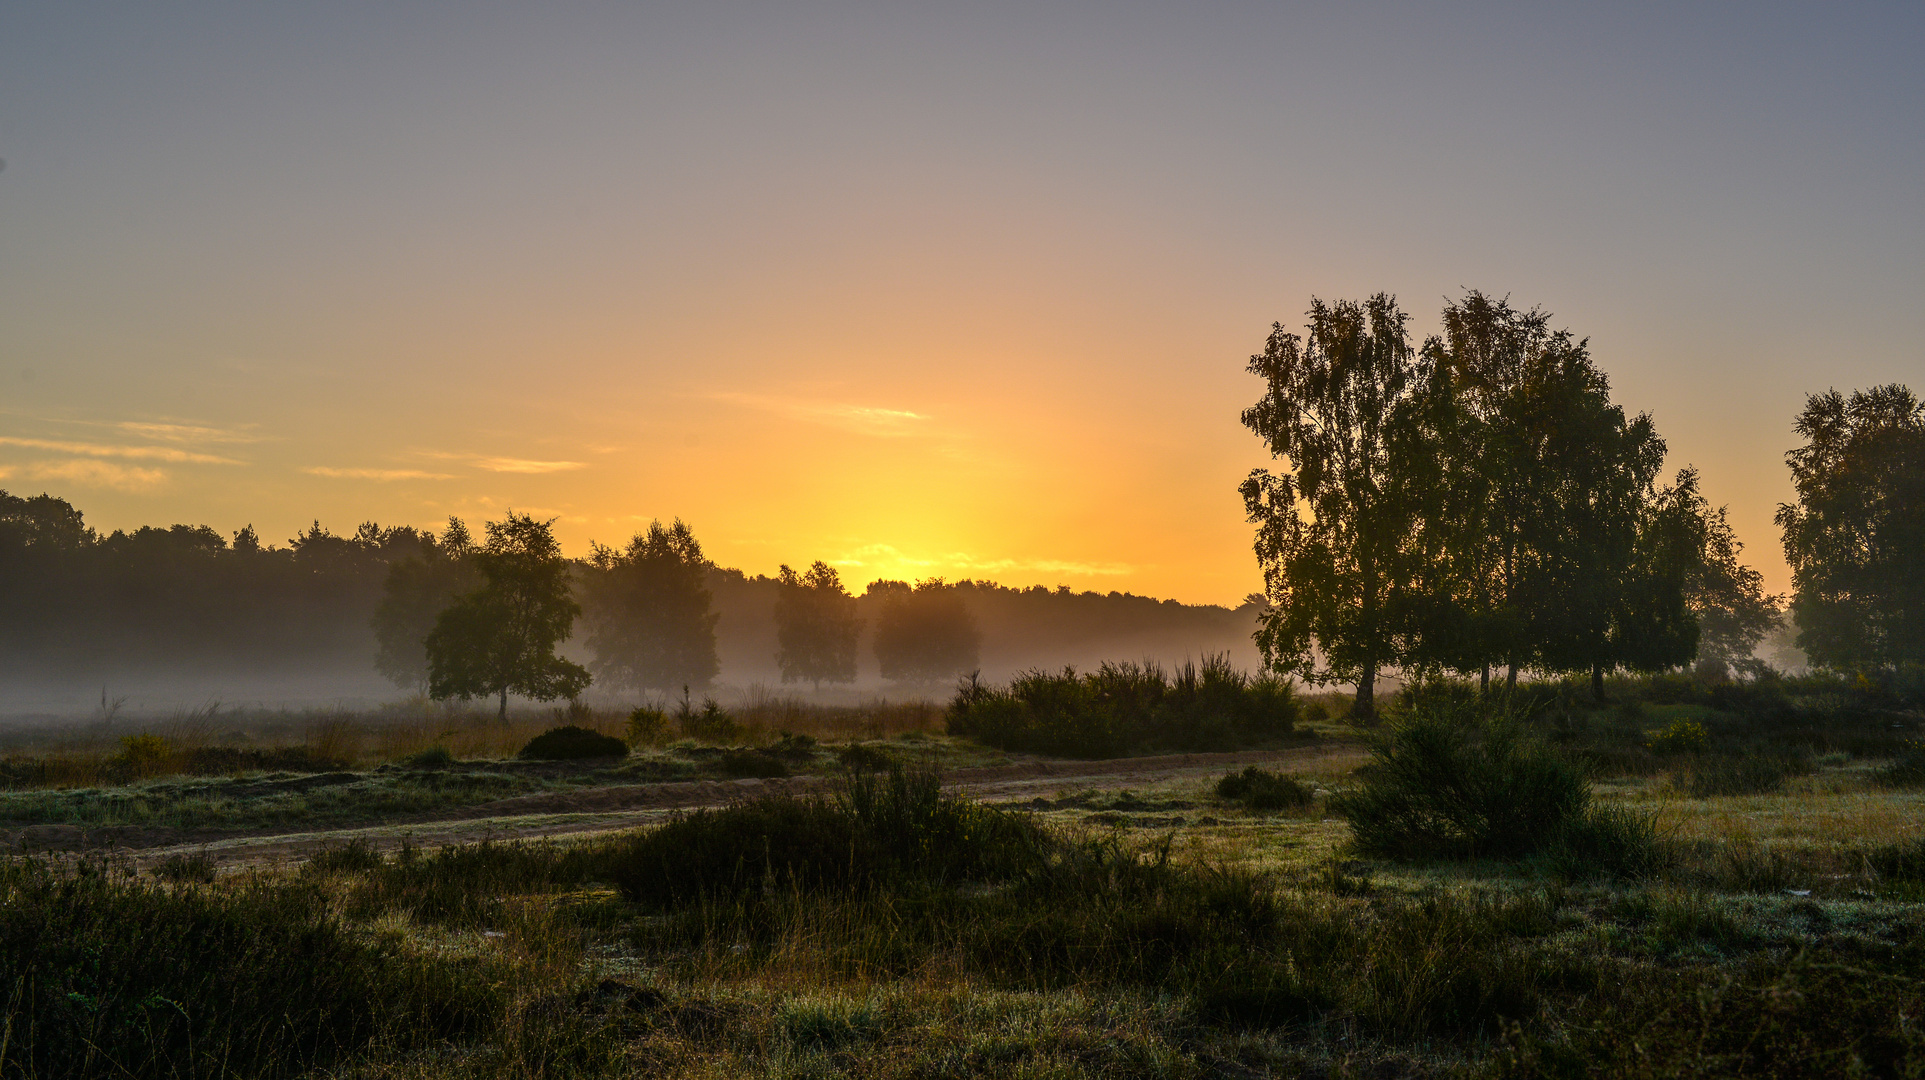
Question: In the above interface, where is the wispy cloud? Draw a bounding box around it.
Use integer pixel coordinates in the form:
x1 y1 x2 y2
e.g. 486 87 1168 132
711 393 932 437
473 457 586 474
115 422 261 444
24 460 169 491
831 543 1134 579
303 466 456 481
0 436 240 465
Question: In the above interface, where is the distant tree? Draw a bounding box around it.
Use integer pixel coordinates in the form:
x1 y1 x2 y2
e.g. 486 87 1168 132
1659 468 1782 675
870 578 982 685
426 512 590 719
774 561 860 692
371 517 481 691
581 519 721 694
1240 294 1432 720
1776 384 1925 670
0 490 93 551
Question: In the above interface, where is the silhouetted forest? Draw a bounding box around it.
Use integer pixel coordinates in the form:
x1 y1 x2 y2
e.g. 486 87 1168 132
0 492 1262 712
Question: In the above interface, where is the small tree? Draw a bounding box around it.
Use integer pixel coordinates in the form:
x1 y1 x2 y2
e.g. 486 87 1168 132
1240 294 1429 720
1660 468 1781 675
426 512 590 719
870 578 982 686
581 519 721 693
371 517 479 690
774 561 861 692
1776 384 1925 670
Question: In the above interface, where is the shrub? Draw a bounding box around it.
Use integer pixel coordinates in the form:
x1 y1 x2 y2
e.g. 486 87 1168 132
1335 702 1664 877
518 725 629 761
607 765 1048 907
677 696 740 743
402 745 455 769
837 743 896 771
1334 706 1591 860
947 655 1297 758
764 731 819 761
625 705 668 746
1536 805 1672 881
1215 766 1315 811
1645 719 1708 755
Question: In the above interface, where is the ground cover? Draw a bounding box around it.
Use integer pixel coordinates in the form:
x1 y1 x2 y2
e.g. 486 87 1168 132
3 673 1921 1077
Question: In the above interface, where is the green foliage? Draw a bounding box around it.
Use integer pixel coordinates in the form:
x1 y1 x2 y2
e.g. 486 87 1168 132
774 561 862 691
869 578 983 685
581 518 721 693
1777 383 1925 670
1645 718 1708 755
0 855 499 1078
307 839 386 874
1239 293 1427 717
836 742 897 771
1214 766 1315 811
425 512 591 718
518 725 629 761
1336 701 1665 878
947 655 1298 758
606 765 1049 907
151 851 217 883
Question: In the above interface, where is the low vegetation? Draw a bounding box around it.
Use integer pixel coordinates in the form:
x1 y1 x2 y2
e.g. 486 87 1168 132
947 654 1299 757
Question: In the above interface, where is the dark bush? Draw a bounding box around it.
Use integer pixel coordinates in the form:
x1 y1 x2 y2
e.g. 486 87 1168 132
151 851 217 883
608 765 1048 907
1334 703 1665 876
763 731 819 762
1215 766 1315 811
836 743 897 771
402 745 455 769
947 655 1298 758
1334 706 1590 860
0 856 499 1079
676 696 739 743
719 748 790 778
345 839 604 925
518 725 629 761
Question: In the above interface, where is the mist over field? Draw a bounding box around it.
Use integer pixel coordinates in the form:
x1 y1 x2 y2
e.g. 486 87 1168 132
0 502 1264 720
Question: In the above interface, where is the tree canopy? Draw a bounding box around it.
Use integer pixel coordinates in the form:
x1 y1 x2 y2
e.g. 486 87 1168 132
425 512 590 718
370 518 478 691
869 578 982 686
774 561 861 692
1777 384 1925 670
581 519 721 694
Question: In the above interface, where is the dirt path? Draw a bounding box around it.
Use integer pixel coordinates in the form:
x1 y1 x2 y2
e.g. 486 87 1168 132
60 743 1365 871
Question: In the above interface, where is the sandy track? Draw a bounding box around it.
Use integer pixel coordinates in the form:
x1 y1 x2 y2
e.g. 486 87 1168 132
38 743 1364 870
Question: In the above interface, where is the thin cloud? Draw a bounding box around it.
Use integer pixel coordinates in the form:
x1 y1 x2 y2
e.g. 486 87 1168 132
115 422 261 444
473 457 586 474
711 393 932 437
833 543 1134 578
25 460 168 491
0 436 240 465
303 466 456 481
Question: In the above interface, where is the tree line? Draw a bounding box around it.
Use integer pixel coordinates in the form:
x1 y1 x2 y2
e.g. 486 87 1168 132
0 496 1252 697
1242 291 1923 718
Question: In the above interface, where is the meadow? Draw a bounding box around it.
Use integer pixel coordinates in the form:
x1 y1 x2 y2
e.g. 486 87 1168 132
0 671 1920 1079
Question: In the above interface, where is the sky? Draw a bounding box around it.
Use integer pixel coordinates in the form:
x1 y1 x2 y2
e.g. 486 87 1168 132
2 2 1920 605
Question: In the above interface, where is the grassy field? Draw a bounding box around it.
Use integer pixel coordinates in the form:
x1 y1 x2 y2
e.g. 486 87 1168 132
2 675 1921 1078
